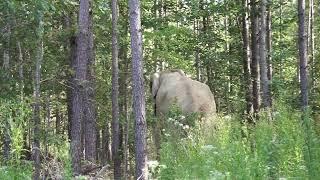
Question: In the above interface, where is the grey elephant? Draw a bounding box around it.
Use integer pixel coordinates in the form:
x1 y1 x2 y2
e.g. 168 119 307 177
151 69 216 117
150 69 216 159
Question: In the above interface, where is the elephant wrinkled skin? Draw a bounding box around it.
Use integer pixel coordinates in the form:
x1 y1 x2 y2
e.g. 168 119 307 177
151 69 216 117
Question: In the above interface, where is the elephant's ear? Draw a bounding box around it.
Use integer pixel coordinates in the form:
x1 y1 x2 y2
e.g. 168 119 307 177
152 72 160 99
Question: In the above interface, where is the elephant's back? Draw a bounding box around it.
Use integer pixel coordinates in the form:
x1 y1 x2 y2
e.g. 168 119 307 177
156 76 216 115
185 80 216 113
168 79 215 114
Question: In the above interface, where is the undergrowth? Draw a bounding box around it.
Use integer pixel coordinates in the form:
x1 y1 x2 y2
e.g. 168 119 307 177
156 103 320 179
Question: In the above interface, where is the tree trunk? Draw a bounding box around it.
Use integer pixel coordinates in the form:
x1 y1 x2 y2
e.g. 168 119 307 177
118 2 130 176
298 0 308 109
84 5 97 162
308 0 315 98
279 0 283 79
71 0 90 175
241 0 253 120
32 21 44 180
111 0 121 177
266 3 272 82
250 0 260 118
259 0 272 109
194 20 201 81
45 96 51 159
102 122 112 164
129 0 148 178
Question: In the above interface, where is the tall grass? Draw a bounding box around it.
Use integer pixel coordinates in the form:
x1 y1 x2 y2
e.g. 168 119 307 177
157 103 320 179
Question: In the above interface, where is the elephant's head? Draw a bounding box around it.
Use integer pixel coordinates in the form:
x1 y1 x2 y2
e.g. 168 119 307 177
150 69 216 116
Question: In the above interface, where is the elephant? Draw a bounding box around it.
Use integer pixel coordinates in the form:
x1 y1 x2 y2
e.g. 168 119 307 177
150 69 216 159
151 69 216 117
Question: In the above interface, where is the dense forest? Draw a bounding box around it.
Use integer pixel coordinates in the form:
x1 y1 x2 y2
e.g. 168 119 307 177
0 0 319 179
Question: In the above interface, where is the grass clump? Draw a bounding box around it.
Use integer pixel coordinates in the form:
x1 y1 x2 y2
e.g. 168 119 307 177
157 103 320 179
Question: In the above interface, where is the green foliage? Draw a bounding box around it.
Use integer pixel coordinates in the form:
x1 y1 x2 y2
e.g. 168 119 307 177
157 103 320 179
0 162 33 180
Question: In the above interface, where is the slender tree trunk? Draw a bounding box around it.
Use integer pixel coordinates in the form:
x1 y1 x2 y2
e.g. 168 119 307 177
71 0 90 175
118 3 130 176
279 0 283 79
241 0 253 119
111 0 121 177
17 41 24 97
266 3 272 82
223 1 231 112
84 6 97 162
65 13 76 142
308 0 315 97
45 96 50 159
129 0 148 178
250 0 260 118
32 20 44 180
102 122 112 164
194 20 201 81
298 0 308 109
123 82 130 180
259 0 272 109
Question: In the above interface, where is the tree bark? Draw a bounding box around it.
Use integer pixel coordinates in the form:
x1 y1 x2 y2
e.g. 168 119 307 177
266 3 272 82
111 0 121 177
65 13 76 142
102 122 112 164
71 0 90 175
308 0 315 97
250 0 260 118
241 0 253 119
84 6 97 162
118 2 130 177
194 19 201 81
129 0 148 178
259 0 272 109
32 21 44 180
298 0 308 109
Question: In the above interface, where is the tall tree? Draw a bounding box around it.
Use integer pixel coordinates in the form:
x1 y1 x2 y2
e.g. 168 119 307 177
32 4 44 179
241 0 253 120
308 0 315 97
111 0 121 177
250 0 260 117
259 0 272 109
298 0 308 109
70 0 90 175
129 0 148 178
83 5 97 162
266 1 272 81
118 1 130 177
